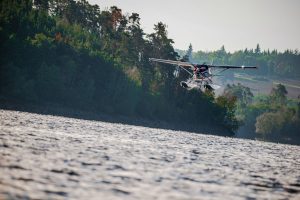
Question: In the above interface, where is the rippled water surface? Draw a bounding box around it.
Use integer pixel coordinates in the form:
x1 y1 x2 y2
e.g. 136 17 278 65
0 110 300 199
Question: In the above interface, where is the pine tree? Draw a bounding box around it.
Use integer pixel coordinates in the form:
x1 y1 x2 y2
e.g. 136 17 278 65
255 43 261 54
183 43 193 62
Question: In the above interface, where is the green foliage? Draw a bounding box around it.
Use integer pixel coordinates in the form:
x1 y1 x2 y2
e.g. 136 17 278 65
220 81 299 144
255 111 285 137
233 83 300 144
215 95 239 132
30 33 54 47
270 84 288 106
255 107 299 142
223 83 253 107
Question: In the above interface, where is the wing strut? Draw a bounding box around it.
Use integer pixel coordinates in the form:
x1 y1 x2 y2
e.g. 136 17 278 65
210 68 229 77
149 58 194 76
177 65 193 76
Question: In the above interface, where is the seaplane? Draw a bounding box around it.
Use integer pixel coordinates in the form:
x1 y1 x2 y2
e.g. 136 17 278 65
149 58 257 91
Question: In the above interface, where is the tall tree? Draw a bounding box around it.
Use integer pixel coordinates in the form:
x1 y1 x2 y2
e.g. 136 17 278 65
183 43 193 62
255 43 261 54
270 84 288 105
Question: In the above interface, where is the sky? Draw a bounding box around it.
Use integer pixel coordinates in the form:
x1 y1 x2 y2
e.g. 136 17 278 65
88 0 300 52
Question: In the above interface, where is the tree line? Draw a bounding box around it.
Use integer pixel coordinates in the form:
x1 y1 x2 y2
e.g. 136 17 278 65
178 44 300 79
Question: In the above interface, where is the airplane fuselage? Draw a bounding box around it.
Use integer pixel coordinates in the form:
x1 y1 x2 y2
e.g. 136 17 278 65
192 64 211 80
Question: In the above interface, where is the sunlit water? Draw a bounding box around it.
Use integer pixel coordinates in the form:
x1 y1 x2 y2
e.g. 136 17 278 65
0 110 299 199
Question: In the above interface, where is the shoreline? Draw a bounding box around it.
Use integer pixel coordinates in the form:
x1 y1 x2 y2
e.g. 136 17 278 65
0 97 233 137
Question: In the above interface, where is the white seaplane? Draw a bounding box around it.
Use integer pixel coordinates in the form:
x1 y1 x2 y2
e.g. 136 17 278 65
149 58 257 91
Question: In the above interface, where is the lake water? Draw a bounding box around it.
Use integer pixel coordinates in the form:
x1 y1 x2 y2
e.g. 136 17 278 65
0 110 299 199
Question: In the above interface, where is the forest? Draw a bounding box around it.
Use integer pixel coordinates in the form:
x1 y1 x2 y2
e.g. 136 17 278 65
0 0 299 143
178 44 300 79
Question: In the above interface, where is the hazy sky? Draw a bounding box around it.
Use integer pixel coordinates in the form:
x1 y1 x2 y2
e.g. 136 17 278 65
88 0 300 52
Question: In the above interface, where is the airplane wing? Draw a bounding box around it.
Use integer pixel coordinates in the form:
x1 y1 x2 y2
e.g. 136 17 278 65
149 58 195 76
149 58 194 68
208 65 257 69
